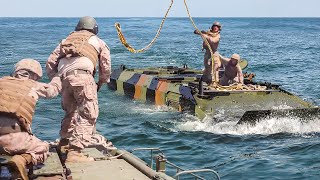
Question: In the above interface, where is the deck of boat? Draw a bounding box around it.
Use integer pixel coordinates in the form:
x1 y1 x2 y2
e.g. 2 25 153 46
0 146 174 180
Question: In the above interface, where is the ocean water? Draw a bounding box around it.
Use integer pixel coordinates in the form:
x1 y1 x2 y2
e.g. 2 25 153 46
0 17 320 179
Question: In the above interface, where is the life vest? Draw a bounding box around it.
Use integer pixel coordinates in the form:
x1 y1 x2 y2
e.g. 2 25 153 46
59 30 99 67
0 77 37 133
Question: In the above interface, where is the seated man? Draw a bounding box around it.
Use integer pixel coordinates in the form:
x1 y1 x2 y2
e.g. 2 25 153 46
214 54 244 86
0 59 61 180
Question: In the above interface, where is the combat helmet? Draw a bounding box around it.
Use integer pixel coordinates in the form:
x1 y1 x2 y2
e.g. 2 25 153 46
75 16 99 35
13 59 43 80
211 21 222 31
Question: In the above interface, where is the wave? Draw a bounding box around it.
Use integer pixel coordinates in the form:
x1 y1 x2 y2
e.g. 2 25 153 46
175 113 320 136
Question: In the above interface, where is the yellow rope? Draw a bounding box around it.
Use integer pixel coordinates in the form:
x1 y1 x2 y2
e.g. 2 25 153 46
183 0 216 83
115 0 240 90
114 0 174 53
183 0 244 90
210 84 267 91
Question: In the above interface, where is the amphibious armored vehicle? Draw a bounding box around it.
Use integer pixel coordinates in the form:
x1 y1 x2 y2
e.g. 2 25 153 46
108 63 319 125
0 143 220 179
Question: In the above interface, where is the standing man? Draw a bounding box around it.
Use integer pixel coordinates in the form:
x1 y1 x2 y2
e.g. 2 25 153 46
215 53 244 86
0 59 61 180
46 16 113 162
194 21 222 85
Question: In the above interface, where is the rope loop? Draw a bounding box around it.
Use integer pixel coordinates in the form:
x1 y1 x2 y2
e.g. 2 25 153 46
114 0 174 53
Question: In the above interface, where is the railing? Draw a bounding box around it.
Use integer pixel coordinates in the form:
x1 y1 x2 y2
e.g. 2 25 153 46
166 160 206 180
131 148 164 169
173 169 220 180
130 147 220 180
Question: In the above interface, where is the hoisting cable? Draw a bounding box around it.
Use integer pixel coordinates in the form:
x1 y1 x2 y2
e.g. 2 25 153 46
183 0 217 83
114 0 174 53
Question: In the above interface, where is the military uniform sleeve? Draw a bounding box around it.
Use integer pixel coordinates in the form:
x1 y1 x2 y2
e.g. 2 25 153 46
35 76 61 99
46 43 61 80
98 39 111 84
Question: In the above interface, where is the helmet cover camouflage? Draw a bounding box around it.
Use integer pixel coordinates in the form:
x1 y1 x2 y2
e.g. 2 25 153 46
14 59 43 79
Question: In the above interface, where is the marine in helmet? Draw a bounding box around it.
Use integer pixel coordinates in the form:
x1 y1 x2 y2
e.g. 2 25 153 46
194 21 222 85
46 16 114 162
215 54 244 86
0 59 61 180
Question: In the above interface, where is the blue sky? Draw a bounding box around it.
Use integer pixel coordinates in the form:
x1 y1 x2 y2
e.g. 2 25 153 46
0 0 319 17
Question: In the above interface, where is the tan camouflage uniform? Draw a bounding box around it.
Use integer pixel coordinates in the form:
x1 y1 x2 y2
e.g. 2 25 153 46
0 76 61 165
46 33 112 150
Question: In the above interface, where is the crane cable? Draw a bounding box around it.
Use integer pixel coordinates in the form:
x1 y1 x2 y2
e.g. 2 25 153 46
114 0 174 53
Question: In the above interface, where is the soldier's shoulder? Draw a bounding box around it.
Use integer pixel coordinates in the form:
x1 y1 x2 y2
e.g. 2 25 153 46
88 36 109 51
0 76 11 80
96 36 110 50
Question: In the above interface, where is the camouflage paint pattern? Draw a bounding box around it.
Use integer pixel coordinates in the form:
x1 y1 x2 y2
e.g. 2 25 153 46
108 65 315 120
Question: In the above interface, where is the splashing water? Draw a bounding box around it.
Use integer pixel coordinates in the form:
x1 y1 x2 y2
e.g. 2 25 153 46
1 17 320 179
176 113 320 135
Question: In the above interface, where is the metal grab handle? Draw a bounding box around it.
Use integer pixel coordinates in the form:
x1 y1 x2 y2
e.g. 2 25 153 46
131 148 164 155
131 148 164 169
173 169 220 180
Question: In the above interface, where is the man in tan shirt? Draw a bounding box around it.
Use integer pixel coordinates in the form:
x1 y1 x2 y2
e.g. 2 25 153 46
194 21 222 85
0 59 61 180
214 54 244 86
46 16 113 162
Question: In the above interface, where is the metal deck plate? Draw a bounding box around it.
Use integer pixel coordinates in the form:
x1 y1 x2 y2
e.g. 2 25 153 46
81 148 105 160
66 159 150 180
33 150 64 176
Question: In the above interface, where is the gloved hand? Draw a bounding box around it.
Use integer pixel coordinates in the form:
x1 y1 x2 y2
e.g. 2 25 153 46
194 30 200 34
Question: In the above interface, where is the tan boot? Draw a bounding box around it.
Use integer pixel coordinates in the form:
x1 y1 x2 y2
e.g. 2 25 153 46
65 150 94 163
7 154 32 180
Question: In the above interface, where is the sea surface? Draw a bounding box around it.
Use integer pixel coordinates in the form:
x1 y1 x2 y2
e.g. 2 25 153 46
0 17 320 179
